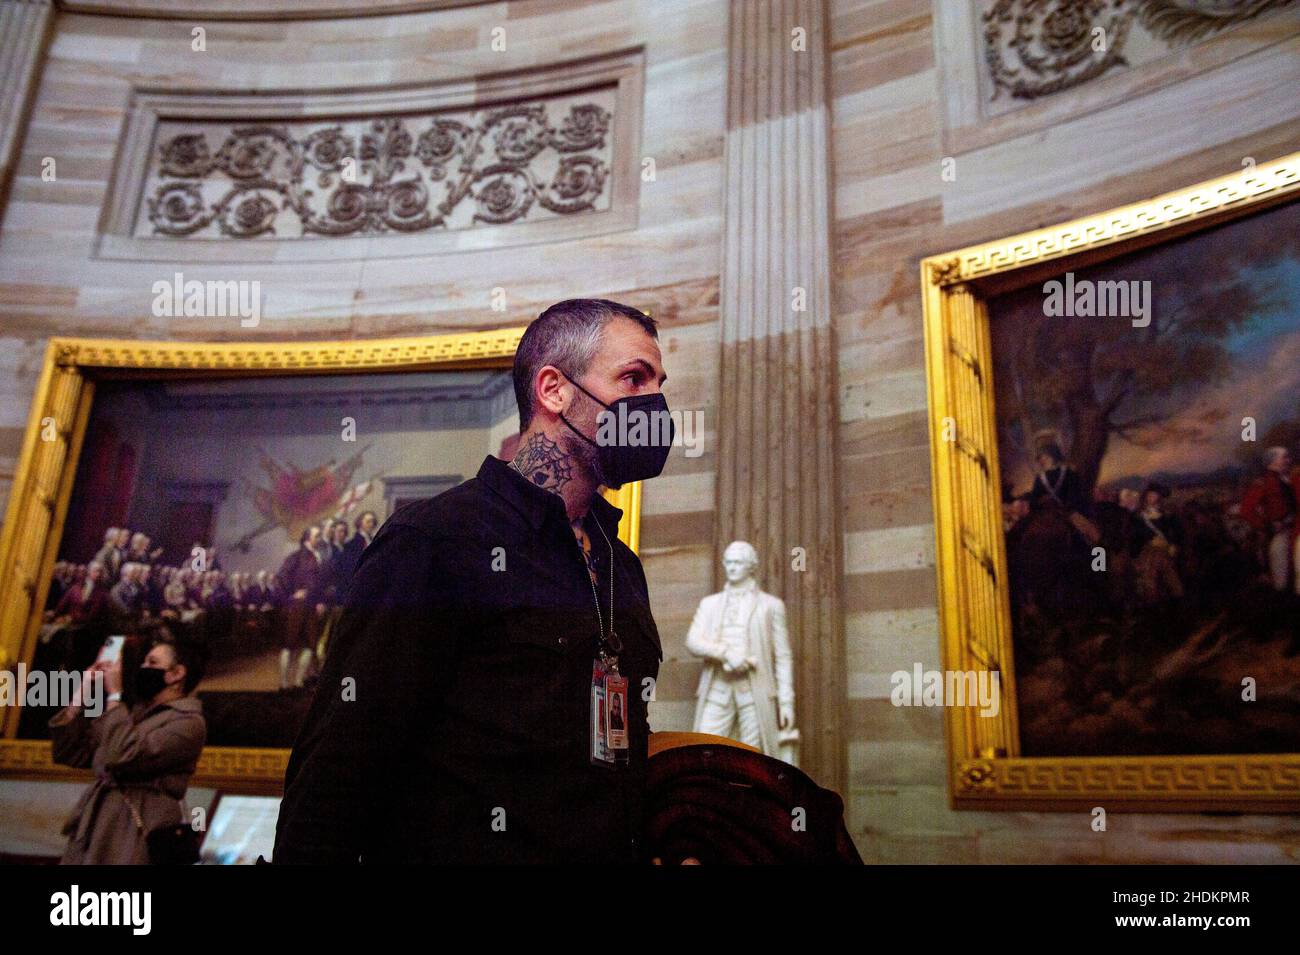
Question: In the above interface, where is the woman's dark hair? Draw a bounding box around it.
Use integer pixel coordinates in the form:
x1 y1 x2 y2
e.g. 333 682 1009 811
168 634 210 694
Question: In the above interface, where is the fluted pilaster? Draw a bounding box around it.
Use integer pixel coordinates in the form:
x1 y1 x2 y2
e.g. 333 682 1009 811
0 0 55 222
715 0 843 790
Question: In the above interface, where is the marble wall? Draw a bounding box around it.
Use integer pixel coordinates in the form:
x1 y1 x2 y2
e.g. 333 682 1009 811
1 0 1298 861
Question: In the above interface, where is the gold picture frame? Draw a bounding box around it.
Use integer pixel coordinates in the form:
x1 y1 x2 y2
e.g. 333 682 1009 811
921 152 1300 812
0 329 643 794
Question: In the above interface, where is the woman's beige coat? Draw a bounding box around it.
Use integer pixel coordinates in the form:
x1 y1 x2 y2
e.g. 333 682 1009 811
49 696 206 864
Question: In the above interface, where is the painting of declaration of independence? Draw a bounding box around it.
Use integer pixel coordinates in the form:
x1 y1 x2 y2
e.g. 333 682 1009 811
991 198 1300 758
22 369 521 748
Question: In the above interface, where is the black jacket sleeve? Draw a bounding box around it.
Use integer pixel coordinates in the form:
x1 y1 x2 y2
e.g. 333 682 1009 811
271 521 461 863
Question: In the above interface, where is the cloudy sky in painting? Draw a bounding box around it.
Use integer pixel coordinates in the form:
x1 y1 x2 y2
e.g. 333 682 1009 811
991 198 1300 493
1097 257 1300 485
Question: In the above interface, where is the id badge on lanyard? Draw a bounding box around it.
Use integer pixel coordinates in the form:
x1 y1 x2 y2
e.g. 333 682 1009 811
590 656 630 767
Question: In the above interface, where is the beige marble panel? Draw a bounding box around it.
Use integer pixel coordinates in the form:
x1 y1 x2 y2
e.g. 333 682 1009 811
943 34 1300 224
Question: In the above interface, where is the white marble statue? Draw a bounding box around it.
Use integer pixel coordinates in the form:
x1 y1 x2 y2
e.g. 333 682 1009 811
686 541 798 764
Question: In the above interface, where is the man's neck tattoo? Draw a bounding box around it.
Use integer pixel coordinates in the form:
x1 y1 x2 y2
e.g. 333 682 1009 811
571 516 599 585
510 432 576 495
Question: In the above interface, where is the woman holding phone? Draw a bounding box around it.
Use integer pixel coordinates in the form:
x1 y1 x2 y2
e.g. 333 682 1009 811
48 625 209 864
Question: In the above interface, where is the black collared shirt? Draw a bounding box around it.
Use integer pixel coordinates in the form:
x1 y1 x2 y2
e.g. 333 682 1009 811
272 454 663 864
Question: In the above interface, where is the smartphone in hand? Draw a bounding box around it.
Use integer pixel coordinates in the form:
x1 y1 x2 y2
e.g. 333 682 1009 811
95 635 125 668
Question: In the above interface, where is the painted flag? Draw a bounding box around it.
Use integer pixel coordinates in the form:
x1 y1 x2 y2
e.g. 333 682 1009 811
334 480 372 520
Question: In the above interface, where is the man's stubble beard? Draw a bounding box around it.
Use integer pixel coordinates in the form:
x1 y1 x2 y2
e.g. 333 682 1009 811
552 422 609 496
567 409 609 489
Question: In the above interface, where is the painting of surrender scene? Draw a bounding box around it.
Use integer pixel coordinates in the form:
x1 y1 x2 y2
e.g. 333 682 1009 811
21 369 521 748
991 198 1300 758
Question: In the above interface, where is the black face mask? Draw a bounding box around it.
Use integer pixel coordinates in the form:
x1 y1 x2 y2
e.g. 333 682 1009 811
135 665 171 701
558 372 674 490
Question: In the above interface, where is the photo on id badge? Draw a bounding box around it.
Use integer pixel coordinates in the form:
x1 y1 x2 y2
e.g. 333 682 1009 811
606 674 628 749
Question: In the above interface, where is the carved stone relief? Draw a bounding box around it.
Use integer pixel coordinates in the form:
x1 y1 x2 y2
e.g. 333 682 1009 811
134 89 615 240
982 0 1295 103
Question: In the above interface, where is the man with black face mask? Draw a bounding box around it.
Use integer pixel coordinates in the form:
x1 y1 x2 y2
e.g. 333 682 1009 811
274 299 674 864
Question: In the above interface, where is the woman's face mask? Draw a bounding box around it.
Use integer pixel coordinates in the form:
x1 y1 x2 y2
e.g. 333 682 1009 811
557 371 674 489
135 663 172 701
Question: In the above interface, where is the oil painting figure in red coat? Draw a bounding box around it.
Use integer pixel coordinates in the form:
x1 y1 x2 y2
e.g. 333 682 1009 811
34 560 113 677
1239 446 1298 593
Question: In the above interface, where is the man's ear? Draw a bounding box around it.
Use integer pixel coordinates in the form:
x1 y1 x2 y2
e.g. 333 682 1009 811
169 663 187 689
535 365 570 417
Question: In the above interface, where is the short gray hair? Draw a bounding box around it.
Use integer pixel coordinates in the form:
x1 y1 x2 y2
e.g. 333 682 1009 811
1264 446 1290 468
512 299 658 431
